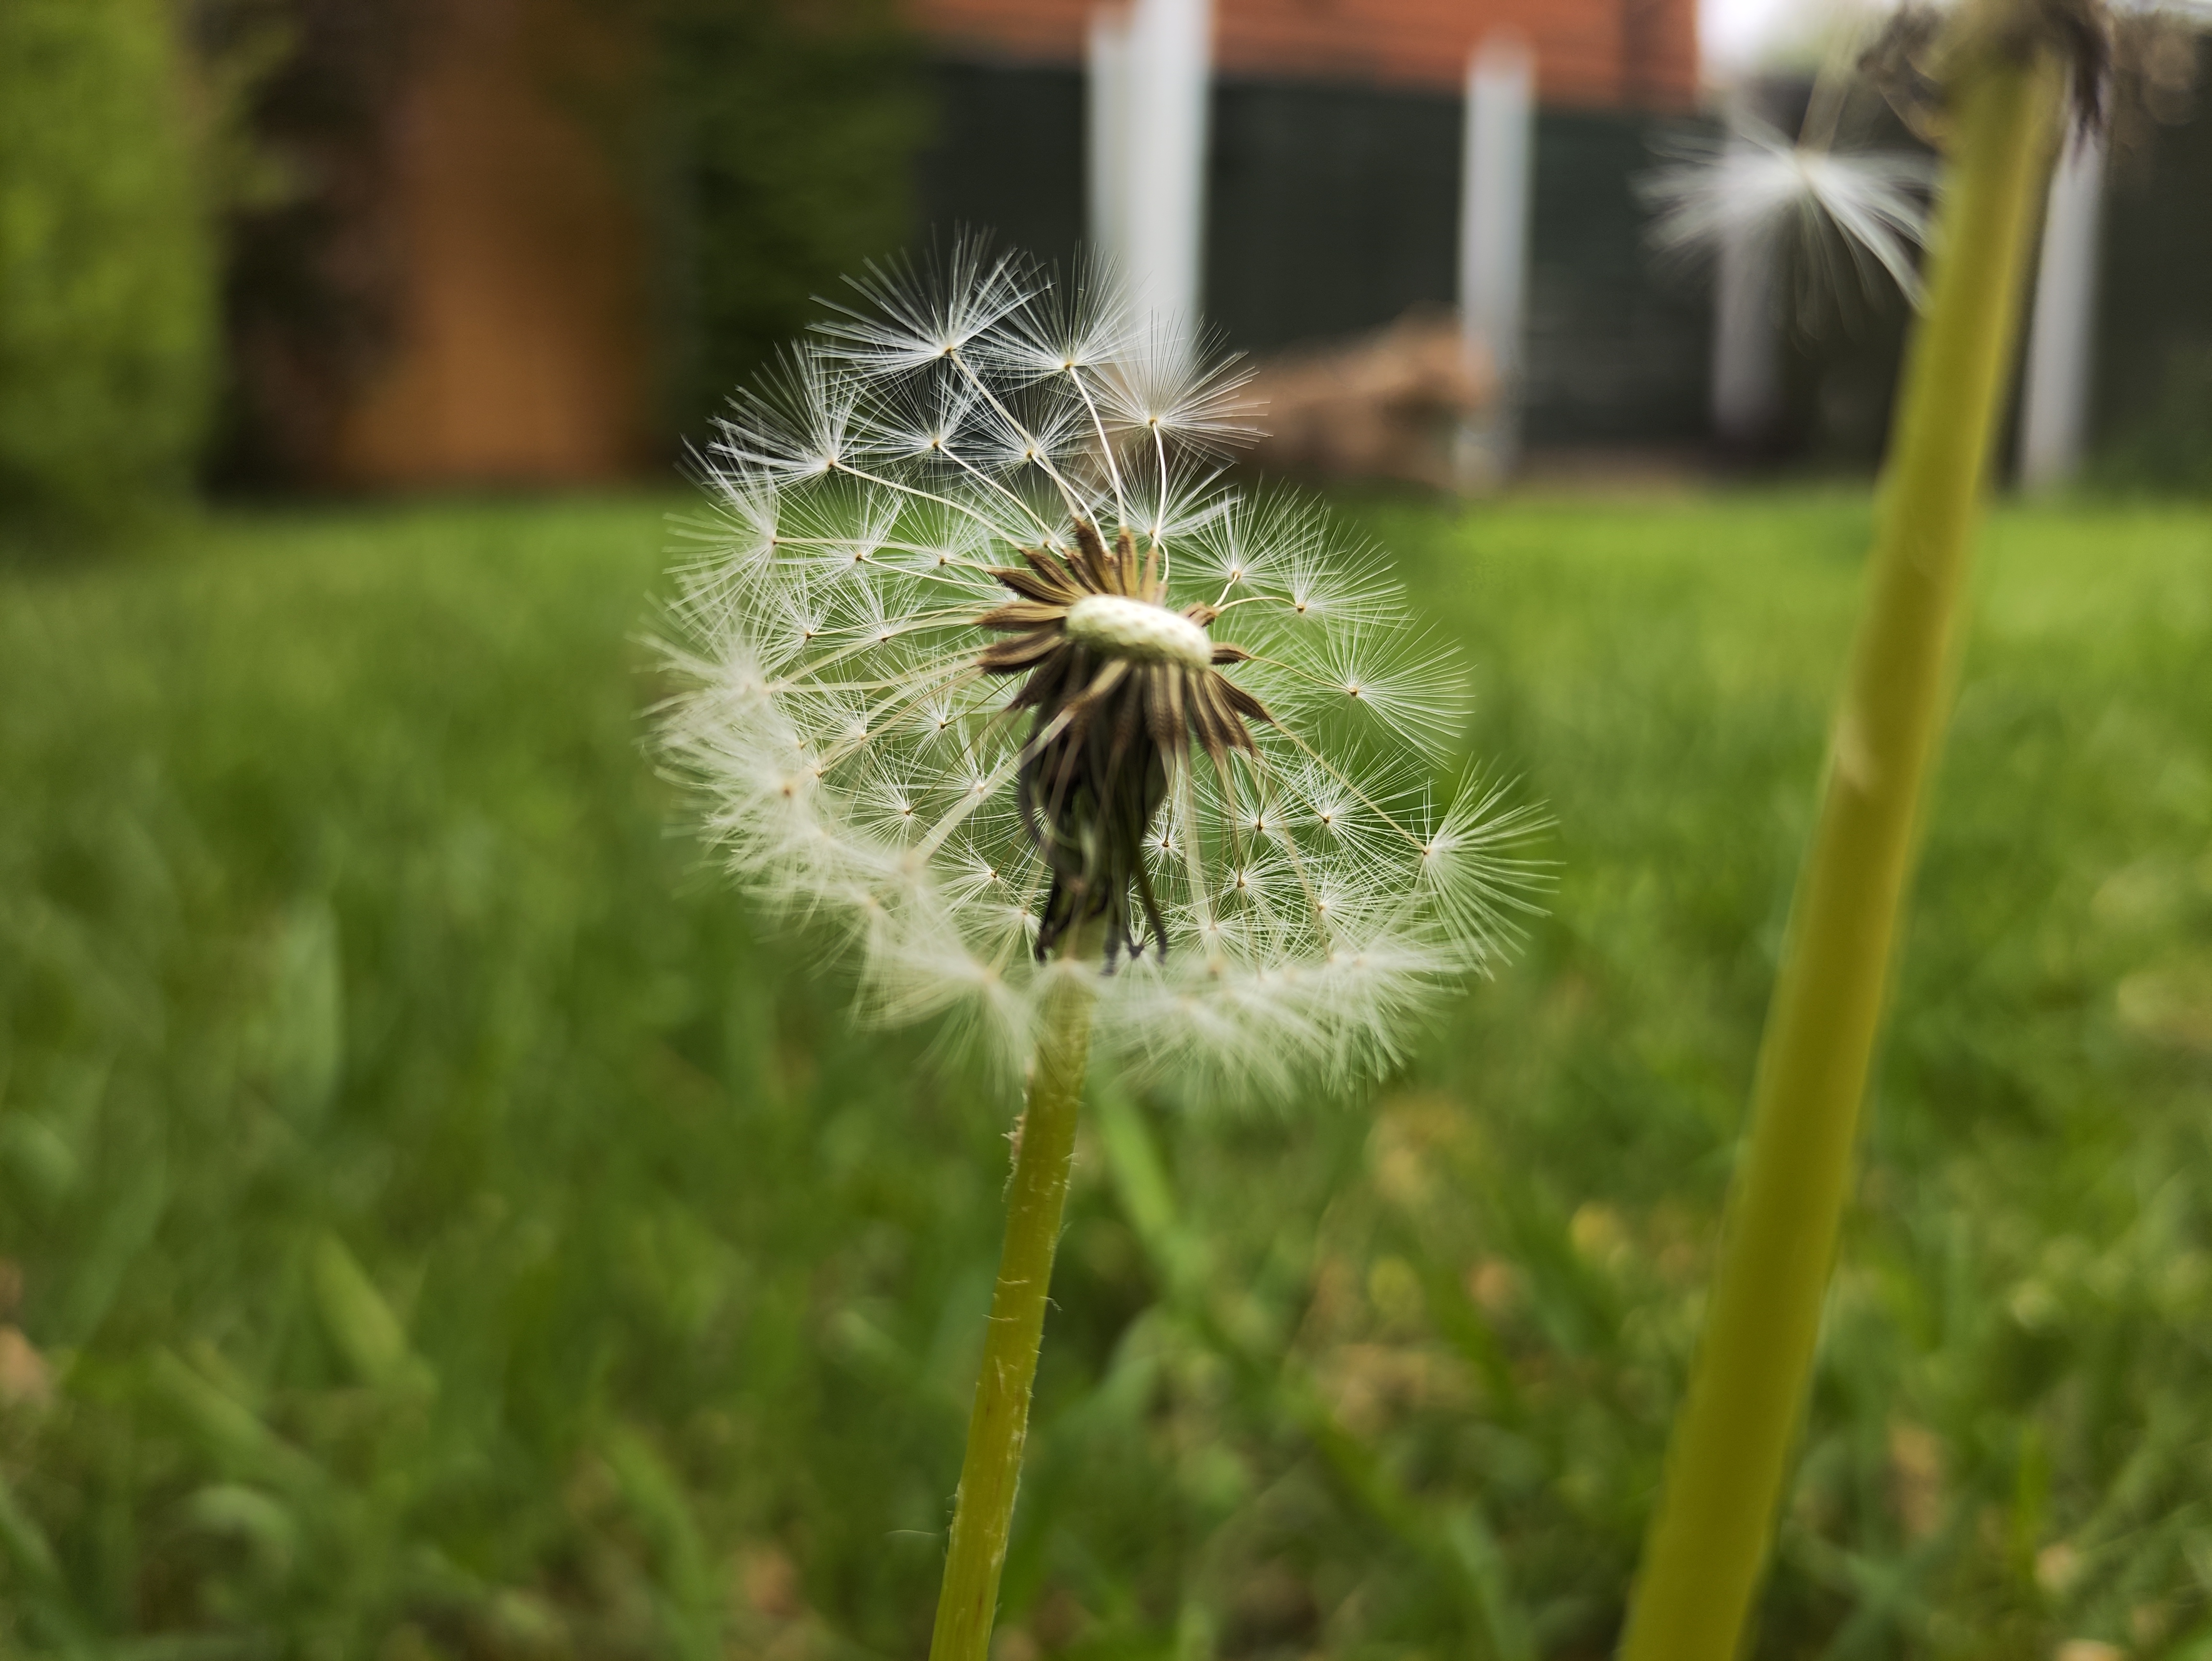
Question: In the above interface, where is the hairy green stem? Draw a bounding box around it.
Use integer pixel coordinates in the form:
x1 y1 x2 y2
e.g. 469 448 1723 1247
1620 47 2062 1661
929 966 1098 1661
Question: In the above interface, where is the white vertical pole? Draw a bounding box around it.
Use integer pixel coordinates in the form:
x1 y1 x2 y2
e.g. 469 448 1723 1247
1457 33 1536 487
1711 210 1782 451
1087 9 1132 266
2019 120 2106 490
1710 133 1783 453
1089 0 1212 338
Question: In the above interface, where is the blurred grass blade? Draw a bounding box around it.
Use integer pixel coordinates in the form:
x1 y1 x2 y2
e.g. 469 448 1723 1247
0 1465 64 1587
149 1348 321 1494
1091 1084 1192 1287
605 1425 721 1661
1445 1509 1537 1661
181 1483 298 1576
0 1110 82 1208
308 1230 417 1392
55 1102 167 1347
0 1474 92 1654
265 899 343 1128
1095 1086 1533 1659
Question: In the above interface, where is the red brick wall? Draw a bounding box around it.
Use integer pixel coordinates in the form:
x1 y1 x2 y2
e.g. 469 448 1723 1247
910 0 1699 109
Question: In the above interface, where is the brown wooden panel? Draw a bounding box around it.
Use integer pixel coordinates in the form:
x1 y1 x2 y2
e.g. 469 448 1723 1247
332 0 650 487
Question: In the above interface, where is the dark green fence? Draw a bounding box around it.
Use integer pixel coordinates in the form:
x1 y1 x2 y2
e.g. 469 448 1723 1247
2093 38 2212 490
917 61 1714 449
915 51 2212 471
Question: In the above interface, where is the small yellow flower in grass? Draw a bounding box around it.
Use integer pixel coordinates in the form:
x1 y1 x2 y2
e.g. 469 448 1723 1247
658 245 1547 1095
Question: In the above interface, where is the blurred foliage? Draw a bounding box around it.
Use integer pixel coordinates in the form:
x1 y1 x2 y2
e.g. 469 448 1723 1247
649 0 924 436
196 0 421 487
2 492 2211 1658
2093 342 2212 498
0 0 217 535
2094 28 2212 502
199 0 923 477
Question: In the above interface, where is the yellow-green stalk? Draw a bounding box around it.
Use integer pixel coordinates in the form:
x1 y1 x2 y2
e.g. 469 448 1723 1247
1620 34 2064 1661
929 964 1098 1661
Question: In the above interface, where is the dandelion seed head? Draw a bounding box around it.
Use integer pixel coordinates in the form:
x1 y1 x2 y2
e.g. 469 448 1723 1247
658 246 1547 1094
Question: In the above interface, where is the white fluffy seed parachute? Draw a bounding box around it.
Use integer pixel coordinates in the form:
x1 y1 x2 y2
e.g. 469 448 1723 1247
654 245 1549 1095
1641 116 1937 305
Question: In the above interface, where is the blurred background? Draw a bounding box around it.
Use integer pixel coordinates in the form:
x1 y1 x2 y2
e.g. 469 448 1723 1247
4 2 2212 1659
3 0 2208 524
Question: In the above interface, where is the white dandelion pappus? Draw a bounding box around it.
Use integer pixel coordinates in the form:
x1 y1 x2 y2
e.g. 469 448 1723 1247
1642 117 1938 305
658 250 1547 1093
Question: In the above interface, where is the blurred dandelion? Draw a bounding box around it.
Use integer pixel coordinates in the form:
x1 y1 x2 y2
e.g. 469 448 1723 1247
1643 114 1937 304
1624 1 2118 1655
1640 32 1942 451
657 245 1547 1097
655 244 1545 1661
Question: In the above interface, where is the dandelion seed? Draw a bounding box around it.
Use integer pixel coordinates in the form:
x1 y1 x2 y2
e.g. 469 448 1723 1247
1643 116 1937 305
659 247 1546 1092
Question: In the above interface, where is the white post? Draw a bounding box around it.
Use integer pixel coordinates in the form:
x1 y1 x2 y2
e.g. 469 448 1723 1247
1087 9 1132 271
1457 33 1536 487
1710 133 1783 453
1711 210 1782 451
1088 0 1212 338
2019 120 2106 491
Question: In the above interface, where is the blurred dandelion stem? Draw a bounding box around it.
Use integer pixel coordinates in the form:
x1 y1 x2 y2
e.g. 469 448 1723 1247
1622 45 2064 1661
929 960 1098 1661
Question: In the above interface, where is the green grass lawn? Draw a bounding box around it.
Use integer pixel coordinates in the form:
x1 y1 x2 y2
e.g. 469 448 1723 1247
2 489 2209 1661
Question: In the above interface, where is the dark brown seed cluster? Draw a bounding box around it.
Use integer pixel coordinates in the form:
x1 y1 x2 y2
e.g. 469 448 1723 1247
976 521 1271 966
1859 0 2152 142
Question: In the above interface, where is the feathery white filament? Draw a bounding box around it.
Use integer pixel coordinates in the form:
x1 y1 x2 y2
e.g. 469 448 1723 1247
1063 594 1213 670
659 246 1549 1096
1642 118 1936 305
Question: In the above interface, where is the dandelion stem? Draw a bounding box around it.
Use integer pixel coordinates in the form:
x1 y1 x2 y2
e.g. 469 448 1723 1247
1620 42 2061 1661
929 952 1099 1661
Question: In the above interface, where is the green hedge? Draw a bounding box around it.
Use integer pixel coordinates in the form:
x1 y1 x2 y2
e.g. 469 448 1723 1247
2095 343 2212 497
0 0 215 532
654 0 924 436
